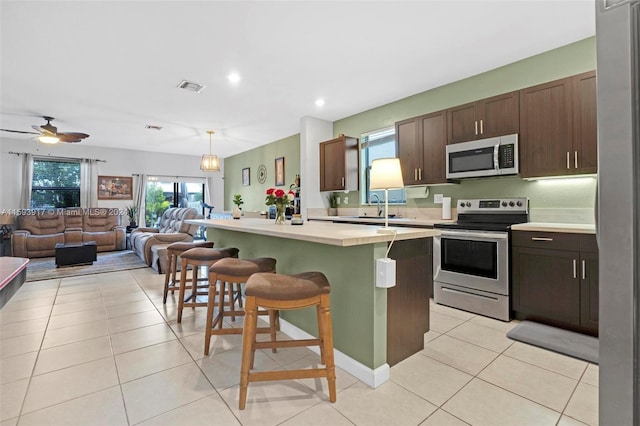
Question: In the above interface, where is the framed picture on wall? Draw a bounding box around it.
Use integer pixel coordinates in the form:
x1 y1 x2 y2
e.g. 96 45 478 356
242 167 250 186
98 176 133 200
275 157 285 186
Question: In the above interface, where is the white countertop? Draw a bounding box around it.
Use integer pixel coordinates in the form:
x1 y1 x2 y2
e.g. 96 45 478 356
188 218 439 247
511 222 596 234
308 215 451 227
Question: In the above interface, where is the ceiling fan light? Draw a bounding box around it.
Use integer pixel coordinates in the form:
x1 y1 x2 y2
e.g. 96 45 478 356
38 135 60 144
200 154 220 172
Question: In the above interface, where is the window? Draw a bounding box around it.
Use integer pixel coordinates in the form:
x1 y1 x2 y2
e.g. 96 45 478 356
31 159 81 208
361 127 406 205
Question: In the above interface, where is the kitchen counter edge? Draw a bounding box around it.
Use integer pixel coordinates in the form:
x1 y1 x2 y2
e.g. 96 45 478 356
511 222 596 234
187 218 439 247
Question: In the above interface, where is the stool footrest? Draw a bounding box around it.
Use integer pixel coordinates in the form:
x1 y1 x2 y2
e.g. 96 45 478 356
209 326 273 336
249 368 330 382
254 338 319 350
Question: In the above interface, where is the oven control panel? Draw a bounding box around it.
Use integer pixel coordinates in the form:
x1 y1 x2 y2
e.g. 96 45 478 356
457 198 529 214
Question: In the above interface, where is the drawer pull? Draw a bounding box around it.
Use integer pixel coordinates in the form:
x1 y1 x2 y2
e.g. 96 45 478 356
573 259 577 279
531 237 554 241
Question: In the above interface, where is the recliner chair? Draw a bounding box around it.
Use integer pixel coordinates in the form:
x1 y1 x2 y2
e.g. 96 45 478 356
130 207 202 266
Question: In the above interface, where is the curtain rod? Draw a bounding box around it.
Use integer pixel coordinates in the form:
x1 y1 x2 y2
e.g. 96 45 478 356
8 151 106 163
132 173 208 180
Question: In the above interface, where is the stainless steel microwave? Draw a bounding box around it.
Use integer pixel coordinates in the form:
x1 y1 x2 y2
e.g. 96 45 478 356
446 134 519 179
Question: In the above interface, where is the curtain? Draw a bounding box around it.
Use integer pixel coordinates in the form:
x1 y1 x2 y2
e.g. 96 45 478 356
80 159 98 208
19 153 33 209
133 174 146 227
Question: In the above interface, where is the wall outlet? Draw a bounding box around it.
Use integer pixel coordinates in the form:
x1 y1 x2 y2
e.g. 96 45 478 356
376 258 396 288
336 197 341 205
434 193 444 204
343 196 348 204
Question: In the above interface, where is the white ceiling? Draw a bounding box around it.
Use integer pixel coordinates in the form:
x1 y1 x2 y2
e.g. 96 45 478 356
0 0 595 159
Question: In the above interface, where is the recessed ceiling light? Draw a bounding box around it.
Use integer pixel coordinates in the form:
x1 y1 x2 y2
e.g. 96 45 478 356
228 72 241 84
177 80 206 93
315 98 325 107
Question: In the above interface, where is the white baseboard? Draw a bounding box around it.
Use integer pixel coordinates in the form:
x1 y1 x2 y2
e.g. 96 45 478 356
277 318 390 388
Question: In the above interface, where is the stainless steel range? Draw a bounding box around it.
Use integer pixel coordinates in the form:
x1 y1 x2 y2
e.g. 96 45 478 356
433 198 529 321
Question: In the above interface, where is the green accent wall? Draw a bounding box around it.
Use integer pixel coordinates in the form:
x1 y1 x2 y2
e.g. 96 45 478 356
224 134 301 211
226 37 597 211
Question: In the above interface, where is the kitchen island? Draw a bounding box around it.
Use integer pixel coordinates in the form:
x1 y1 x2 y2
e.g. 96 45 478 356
188 218 438 387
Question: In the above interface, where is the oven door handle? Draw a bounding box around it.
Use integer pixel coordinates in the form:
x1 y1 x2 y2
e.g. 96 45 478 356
438 231 509 240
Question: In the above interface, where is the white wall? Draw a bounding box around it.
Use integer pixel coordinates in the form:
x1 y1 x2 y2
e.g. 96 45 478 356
300 116 333 216
0 137 225 213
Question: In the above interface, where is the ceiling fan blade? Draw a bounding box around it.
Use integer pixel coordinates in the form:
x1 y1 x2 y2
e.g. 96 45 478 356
58 132 89 143
31 124 45 133
1 128 40 135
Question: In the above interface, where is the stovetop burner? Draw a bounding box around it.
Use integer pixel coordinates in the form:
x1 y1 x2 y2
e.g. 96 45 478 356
434 197 529 231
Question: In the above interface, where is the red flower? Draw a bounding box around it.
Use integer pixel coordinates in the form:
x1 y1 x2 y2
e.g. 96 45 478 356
274 189 285 198
266 188 275 195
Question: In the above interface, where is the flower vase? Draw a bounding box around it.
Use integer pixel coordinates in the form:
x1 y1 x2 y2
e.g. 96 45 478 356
232 206 241 220
275 205 286 224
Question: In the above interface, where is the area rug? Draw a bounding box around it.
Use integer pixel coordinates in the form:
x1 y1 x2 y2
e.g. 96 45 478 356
26 250 148 282
507 320 599 364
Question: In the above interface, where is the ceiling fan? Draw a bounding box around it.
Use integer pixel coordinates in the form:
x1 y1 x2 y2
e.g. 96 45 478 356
0 116 89 143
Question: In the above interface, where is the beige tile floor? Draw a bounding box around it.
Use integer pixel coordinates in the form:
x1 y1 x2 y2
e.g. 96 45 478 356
0 268 598 425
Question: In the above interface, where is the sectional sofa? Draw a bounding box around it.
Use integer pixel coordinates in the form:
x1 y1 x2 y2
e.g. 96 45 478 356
12 208 126 258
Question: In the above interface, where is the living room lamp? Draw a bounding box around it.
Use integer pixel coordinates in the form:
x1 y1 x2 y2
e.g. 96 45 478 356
200 130 220 172
369 157 404 231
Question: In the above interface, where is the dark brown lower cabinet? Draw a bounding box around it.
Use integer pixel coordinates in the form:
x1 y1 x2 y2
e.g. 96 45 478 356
511 231 598 335
386 238 431 366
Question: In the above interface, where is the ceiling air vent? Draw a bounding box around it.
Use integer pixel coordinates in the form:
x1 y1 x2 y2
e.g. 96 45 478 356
177 80 206 93
145 125 163 130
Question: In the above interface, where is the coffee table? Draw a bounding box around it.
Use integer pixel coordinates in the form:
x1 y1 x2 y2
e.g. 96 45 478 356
55 241 97 268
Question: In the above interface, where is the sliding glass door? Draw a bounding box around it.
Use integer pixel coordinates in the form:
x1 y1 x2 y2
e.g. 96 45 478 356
145 178 204 227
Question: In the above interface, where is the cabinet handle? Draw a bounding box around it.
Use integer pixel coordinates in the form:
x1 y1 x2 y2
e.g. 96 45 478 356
575 151 578 169
414 169 418 181
531 237 553 241
573 259 577 279
480 119 484 134
418 168 422 180
566 152 570 169
475 120 478 135
341 177 345 188
582 259 586 280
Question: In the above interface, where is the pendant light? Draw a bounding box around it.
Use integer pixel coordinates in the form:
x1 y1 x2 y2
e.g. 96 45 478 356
200 130 220 172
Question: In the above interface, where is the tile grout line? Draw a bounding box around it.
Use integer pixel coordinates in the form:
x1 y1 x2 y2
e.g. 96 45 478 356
129 269 247 426
13 278 62 422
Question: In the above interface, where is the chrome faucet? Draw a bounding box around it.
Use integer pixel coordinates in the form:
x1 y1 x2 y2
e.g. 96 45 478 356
370 193 383 217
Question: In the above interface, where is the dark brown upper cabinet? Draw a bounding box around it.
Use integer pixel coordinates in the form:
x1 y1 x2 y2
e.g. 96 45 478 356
396 110 447 185
447 92 520 144
319 135 359 192
520 71 597 178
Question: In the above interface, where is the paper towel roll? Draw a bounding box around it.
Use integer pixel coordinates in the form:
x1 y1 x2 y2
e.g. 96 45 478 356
442 197 452 220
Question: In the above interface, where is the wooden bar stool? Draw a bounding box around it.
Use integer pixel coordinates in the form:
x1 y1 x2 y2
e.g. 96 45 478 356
204 257 277 356
176 247 239 322
163 241 214 304
238 271 336 410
